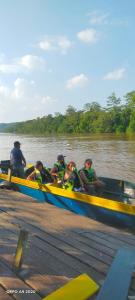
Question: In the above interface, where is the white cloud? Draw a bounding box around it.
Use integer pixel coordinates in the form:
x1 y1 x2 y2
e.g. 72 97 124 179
57 36 72 54
103 68 126 80
11 78 35 100
0 53 7 63
0 54 45 74
66 74 88 89
0 85 9 97
38 40 53 51
0 78 58 122
19 54 45 70
88 11 109 25
41 95 57 104
38 35 72 54
77 28 100 43
0 64 21 74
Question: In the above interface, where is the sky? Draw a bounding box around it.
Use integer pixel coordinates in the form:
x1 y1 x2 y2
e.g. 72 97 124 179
0 0 135 122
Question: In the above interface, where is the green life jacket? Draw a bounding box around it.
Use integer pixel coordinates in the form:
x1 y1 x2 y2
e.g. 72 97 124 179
62 168 81 191
62 181 74 191
83 168 95 183
35 168 42 184
54 162 66 179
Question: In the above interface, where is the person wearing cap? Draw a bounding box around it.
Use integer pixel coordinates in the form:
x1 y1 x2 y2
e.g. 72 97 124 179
51 155 66 180
10 141 26 178
79 159 105 195
27 161 53 184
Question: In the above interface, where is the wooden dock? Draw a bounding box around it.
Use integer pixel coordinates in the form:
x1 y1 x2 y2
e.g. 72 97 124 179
0 189 135 299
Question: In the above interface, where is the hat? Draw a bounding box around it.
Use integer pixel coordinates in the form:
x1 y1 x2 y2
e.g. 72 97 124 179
14 141 21 146
57 154 66 161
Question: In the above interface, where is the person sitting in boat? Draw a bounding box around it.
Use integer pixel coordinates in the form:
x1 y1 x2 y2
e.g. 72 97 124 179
27 161 53 184
79 159 105 195
62 161 83 192
51 154 66 181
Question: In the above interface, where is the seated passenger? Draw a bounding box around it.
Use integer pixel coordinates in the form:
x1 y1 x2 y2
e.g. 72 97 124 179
62 161 83 192
51 155 66 181
79 159 105 195
27 161 53 184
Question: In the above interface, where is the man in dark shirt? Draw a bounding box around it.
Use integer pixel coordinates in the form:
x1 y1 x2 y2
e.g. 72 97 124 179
10 141 26 178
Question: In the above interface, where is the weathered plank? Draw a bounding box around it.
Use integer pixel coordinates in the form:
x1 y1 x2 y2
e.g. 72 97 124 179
0 286 14 300
96 248 135 300
0 261 42 300
0 189 135 298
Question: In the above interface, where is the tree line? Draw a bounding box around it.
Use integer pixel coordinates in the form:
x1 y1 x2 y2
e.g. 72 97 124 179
5 91 135 135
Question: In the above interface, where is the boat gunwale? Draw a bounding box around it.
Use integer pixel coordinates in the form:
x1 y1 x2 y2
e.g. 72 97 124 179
0 173 135 216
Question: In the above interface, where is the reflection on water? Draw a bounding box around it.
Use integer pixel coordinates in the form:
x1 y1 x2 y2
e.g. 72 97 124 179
0 133 135 182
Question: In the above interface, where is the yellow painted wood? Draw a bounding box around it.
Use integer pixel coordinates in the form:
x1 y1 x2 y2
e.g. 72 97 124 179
7 168 12 182
42 273 99 300
0 173 135 216
12 229 28 273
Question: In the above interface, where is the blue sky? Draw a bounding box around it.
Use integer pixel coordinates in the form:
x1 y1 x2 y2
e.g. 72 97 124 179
0 0 135 122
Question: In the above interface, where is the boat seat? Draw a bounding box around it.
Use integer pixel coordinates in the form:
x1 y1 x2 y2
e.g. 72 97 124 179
0 160 11 174
95 247 135 300
42 273 99 300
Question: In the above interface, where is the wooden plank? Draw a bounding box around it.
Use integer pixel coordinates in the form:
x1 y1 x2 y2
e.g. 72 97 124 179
90 230 135 249
0 286 14 300
75 231 122 251
96 248 135 300
0 209 108 276
20 272 71 298
5 213 109 274
2 198 135 255
0 237 75 299
0 261 42 300
69 231 115 257
0 223 103 282
0 224 103 295
2 215 135 296
1 192 135 251
1 190 135 244
1 190 135 297
42 273 99 300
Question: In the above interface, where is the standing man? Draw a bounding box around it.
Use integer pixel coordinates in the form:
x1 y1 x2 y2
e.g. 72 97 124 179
10 141 26 178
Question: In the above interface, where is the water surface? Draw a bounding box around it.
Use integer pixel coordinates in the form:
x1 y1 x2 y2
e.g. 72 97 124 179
0 133 135 182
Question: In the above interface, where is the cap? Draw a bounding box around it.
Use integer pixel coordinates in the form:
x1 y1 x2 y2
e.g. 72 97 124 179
57 154 66 161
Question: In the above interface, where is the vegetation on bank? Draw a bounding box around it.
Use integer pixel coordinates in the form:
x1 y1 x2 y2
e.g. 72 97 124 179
4 91 135 135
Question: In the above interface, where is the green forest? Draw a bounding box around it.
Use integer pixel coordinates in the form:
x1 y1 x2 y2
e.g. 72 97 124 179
5 91 135 135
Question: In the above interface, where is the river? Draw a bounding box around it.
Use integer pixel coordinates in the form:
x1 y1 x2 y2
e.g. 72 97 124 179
0 133 135 182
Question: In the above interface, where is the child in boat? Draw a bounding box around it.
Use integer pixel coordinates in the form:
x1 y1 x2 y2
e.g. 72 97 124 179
27 161 53 184
62 161 83 192
51 154 66 181
79 159 105 195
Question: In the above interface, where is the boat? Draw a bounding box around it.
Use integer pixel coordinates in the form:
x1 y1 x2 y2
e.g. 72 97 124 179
0 163 135 230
